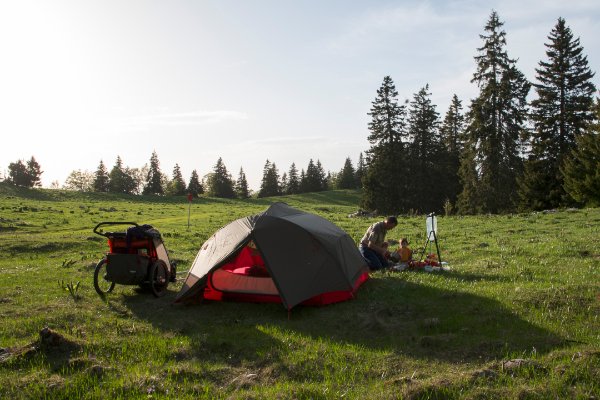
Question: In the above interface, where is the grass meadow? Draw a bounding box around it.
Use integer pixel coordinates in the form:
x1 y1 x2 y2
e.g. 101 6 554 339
0 182 598 399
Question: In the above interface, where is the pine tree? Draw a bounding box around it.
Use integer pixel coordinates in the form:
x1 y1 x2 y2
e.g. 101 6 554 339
26 157 42 187
258 160 280 198
7 157 43 187
299 169 307 193
355 152 366 189
92 160 110 192
304 159 323 193
439 95 465 206
519 18 597 210
109 156 135 194
458 11 530 214
279 173 288 194
287 163 300 194
206 157 235 198
562 98 600 206
406 84 444 212
337 157 356 189
143 151 164 195
316 160 327 191
362 76 409 213
187 169 203 197
235 167 250 199
166 164 186 196
367 76 408 145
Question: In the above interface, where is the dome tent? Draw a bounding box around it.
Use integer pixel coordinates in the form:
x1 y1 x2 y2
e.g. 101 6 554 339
175 203 369 309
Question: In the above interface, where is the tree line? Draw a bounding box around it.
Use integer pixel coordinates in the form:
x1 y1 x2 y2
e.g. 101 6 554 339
3 12 598 214
362 12 599 214
2 150 366 199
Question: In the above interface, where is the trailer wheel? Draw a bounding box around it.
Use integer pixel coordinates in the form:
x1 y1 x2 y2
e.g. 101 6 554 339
93 258 115 295
149 260 169 297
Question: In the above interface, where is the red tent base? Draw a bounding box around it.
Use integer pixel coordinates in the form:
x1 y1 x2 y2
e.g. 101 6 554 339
202 271 369 308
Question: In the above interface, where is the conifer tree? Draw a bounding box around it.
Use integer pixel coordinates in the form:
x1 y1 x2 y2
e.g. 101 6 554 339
7 157 42 188
562 98 600 206
362 76 409 213
279 173 288 195
519 18 597 210
187 169 203 197
26 157 42 187
458 11 530 214
235 167 250 199
143 151 164 195
167 164 187 196
303 159 323 193
93 160 110 192
337 157 356 189
439 95 465 206
287 163 300 194
299 169 307 193
316 160 327 191
206 157 235 198
258 160 280 198
109 156 135 194
355 152 366 189
406 84 444 212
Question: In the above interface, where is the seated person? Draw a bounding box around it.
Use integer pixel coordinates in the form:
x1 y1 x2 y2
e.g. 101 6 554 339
390 238 412 264
359 216 398 271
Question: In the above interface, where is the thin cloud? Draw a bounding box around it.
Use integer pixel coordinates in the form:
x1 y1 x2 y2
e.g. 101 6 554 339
121 110 249 129
241 136 326 147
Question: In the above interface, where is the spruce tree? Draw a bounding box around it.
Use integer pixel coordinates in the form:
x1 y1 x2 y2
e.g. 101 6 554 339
279 173 288 195
337 157 356 189
316 160 327 191
458 11 530 214
304 159 323 193
258 160 280 198
108 156 135 194
235 167 250 199
167 164 187 196
7 156 43 187
355 152 366 189
143 151 164 195
439 95 465 206
362 76 409 213
187 169 203 197
26 157 42 187
287 163 300 194
299 169 307 193
93 160 110 192
519 17 597 210
562 98 600 206
206 157 235 198
406 84 444 212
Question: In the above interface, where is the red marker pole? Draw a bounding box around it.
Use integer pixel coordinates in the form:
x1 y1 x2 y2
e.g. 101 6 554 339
187 193 193 230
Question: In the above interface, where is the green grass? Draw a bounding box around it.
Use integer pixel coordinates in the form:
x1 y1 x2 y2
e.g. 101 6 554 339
0 182 598 399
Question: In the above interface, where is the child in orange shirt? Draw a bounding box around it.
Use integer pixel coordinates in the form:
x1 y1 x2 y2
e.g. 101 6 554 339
394 238 413 264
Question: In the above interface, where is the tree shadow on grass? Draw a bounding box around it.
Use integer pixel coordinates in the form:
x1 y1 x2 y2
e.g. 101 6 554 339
122 277 564 365
284 277 564 363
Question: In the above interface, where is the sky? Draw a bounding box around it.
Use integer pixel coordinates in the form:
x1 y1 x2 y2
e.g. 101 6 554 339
1 0 599 191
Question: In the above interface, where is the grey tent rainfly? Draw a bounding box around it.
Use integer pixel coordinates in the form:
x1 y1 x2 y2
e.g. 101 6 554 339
175 203 369 310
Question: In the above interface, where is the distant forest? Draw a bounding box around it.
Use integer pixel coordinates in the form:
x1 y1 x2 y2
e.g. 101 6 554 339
3 11 599 214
